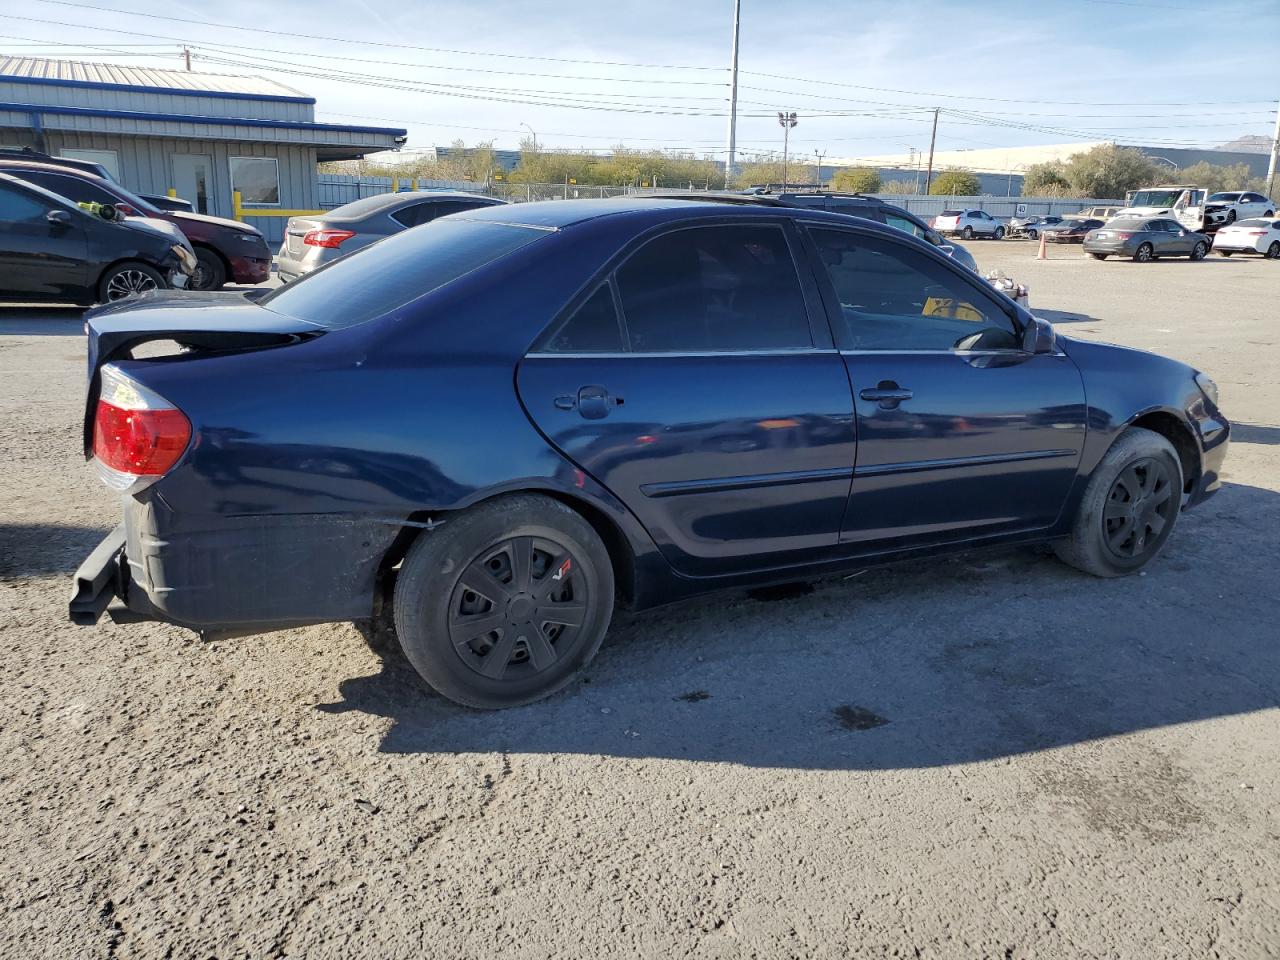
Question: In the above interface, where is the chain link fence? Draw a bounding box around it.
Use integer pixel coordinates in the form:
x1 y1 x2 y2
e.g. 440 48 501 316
318 174 1118 218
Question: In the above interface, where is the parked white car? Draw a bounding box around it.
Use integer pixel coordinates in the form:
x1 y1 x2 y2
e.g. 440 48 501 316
1212 217 1280 258
1204 191 1275 223
932 209 1005 239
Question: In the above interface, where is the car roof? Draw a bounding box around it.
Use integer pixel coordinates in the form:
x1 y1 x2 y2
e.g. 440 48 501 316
0 158 111 183
0 169 84 205
451 195 927 242
325 189 502 219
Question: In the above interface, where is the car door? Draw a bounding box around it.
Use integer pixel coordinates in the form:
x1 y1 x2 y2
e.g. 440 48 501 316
517 220 857 576
1156 219 1194 254
801 223 1087 550
0 180 90 301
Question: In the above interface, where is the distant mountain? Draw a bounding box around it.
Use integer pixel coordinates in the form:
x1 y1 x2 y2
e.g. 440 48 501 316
1216 135 1272 155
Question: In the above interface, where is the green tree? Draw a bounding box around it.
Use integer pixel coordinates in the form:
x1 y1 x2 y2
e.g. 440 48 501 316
1059 144 1159 198
1022 161 1071 196
831 167 882 193
880 179 919 195
1164 161 1254 194
929 168 982 196
731 157 814 189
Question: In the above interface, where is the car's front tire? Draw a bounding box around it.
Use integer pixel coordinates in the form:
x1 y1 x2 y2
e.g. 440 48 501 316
994 226 1005 240
392 494 615 709
1027 229 1038 240
1190 241 1208 260
1053 427 1183 578
99 261 165 302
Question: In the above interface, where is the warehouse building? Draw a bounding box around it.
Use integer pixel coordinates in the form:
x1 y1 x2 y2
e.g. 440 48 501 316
0 57 407 242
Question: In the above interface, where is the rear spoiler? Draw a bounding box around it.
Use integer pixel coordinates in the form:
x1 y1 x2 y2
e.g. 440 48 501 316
83 292 324 456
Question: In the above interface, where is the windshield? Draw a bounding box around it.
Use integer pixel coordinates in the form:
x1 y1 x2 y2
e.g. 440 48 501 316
1208 192 1241 202
260 218 549 329
1128 190 1184 208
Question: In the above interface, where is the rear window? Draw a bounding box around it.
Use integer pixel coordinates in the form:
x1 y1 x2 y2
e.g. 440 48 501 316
1236 218 1269 227
260 218 548 329
1107 219 1147 230
940 210 963 217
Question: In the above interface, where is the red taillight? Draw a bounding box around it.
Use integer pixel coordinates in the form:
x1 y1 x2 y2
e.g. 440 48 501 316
93 365 191 489
1245 229 1267 236
1113 232 1133 240
303 229 355 248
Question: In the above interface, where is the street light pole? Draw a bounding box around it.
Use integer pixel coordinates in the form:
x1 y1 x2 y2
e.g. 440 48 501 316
725 0 742 186
1266 97 1280 199
778 111 798 191
814 148 826 188
924 107 940 194
520 122 538 150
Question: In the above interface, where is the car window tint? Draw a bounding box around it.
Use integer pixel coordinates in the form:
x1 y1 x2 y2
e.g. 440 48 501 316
537 284 624 353
882 212 925 239
260 219 549 330
11 171 113 207
0 182 50 220
615 224 812 353
808 227 1019 352
389 202 437 228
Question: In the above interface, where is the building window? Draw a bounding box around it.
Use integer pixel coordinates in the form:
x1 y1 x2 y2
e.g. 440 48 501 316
230 156 280 206
59 148 120 181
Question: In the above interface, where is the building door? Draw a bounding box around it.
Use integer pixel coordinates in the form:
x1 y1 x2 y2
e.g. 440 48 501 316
172 154 213 214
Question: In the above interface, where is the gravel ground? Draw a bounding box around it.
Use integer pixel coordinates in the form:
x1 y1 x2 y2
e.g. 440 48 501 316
2 241 1278 959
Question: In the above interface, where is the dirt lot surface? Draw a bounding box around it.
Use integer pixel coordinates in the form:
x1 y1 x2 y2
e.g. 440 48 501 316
2 242 1279 959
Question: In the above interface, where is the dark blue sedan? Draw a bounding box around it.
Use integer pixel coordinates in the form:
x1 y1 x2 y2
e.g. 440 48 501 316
71 198 1230 708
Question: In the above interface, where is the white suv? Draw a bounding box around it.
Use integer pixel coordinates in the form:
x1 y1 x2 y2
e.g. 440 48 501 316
1205 191 1275 223
932 209 1005 239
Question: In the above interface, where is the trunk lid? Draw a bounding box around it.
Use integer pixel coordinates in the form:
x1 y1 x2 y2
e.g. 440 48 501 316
284 217 325 257
82 291 325 455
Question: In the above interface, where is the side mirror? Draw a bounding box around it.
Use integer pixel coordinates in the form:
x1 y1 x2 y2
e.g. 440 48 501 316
46 209 72 226
1023 316 1056 355
115 202 137 216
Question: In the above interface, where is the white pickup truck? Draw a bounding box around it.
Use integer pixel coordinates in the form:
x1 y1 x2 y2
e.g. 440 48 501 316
1117 185 1226 232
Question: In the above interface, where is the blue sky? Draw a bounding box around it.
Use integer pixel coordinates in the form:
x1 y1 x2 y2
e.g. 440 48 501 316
2 0 1277 162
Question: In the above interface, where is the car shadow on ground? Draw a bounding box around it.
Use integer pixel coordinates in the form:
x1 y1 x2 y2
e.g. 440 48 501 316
0 523 111 578
1230 422 1280 446
0 307 85 336
317 481 1280 771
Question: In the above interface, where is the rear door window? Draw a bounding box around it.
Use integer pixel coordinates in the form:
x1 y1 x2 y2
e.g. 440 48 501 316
10 171 117 207
260 218 548 329
536 284 625 353
614 224 812 353
882 211 925 239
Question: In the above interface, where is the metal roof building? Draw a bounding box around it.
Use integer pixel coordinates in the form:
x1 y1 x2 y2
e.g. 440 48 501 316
0 57 407 242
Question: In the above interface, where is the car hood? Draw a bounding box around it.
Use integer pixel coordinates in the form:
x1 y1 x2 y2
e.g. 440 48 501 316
122 216 191 249
171 210 264 236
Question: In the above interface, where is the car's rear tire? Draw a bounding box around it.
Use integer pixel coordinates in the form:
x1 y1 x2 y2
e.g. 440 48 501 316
392 494 615 709
98 261 165 302
1133 242 1154 263
962 226 974 240
191 248 227 291
1089 252 1107 260
1053 427 1183 578
1267 241 1280 259
1218 250 1233 257
1190 241 1207 261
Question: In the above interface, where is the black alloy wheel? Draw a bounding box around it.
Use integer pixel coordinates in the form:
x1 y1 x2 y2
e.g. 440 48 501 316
1190 241 1207 261
1101 458 1175 561
449 536 589 681
1134 242 1154 263
1267 241 1280 259
392 494 614 709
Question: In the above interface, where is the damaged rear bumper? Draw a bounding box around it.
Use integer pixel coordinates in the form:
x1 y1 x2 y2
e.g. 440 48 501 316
68 502 403 634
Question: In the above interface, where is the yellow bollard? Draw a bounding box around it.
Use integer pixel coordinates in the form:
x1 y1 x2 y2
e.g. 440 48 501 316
232 190 244 222
166 187 177 198
391 176 399 194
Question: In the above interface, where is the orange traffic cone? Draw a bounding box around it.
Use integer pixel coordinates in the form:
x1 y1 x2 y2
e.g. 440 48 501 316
1036 233 1047 260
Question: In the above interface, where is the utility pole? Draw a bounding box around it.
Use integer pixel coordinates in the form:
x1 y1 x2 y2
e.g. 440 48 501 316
814 148 826 188
183 46 192 71
724 0 742 187
778 111 798 191
1267 97 1280 199
924 107 940 194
